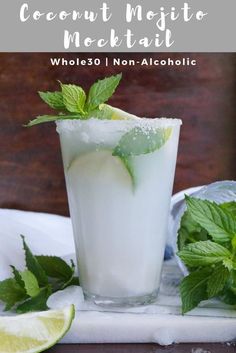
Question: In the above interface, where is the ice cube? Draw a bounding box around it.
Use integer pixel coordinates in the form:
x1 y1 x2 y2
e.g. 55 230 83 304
47 285 84 310
152 328 174 345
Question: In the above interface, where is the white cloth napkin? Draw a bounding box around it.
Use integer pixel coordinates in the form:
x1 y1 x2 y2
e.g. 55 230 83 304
0 202 236 345
0 209 75 280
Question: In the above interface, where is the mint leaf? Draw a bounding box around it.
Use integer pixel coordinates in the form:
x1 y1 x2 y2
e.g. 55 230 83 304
185 196 236 243
64 276 80 288
86 73 122 112
177 210 209 251
11 266 25 288
113 127 172 158
35 256 74 282
61 260 80 289
180 267 212 313
25 114 84 127
220 288 236 305
0 278 26 311
20 270 40 298
16 287 51 314
21 235 48 286
61 83 86 114
223 258 234 271
221 202 236 216
25 115 63 127
39 91 66 111
220 270 236 304
207 265 229 298
177 240 231 267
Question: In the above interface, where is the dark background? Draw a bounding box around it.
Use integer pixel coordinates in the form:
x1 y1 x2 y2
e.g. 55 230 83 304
0 53 236 216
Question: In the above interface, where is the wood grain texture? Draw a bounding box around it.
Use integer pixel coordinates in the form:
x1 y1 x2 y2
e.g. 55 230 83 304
0 53 236 215
47 343 236 353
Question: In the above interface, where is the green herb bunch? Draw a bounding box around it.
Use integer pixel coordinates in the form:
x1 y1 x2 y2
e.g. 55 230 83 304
177 196 236 313
26 73 122 127
0 236 79 313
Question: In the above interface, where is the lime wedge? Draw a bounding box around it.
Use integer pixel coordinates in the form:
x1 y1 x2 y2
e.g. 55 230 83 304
91 104 138 120
106 105 138 120
0 305 75 353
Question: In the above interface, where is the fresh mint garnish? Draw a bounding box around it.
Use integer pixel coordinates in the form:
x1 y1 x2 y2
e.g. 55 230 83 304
60 83 86 115
177 196 236 313
26 73 122 127
38 91 66 111
0 236 80 313
86 73 122 112
26 115 80 127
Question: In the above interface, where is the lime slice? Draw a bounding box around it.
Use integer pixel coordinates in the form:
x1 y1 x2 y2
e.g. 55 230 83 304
0 305 75 353
67 150 133 190
106 105 138 120
91 104 138 120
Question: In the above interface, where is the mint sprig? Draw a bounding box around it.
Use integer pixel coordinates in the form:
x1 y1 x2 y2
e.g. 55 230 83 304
86 74 122 112
177 196 236 313
185 195 236 243
26 73 122 127
0 236 79 313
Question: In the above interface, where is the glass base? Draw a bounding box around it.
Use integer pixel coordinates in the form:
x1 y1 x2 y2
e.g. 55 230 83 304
84 289 159 307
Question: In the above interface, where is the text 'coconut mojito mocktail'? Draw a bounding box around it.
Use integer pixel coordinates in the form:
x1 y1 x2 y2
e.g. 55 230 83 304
26 74 182 305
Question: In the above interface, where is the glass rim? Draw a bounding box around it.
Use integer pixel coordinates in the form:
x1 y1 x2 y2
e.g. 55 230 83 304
56 117 182 134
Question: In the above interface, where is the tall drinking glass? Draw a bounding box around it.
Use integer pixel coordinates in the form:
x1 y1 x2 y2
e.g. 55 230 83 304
57 117 182 306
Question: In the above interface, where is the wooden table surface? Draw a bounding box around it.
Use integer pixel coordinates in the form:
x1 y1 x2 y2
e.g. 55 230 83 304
47 343 236 353
0 53 236 352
